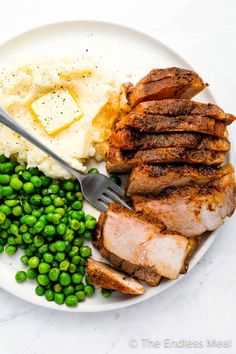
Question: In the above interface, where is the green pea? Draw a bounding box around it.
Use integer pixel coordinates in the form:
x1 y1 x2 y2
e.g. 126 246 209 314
22 202 32 214
0 205 11 216
24 215 37 226
38 262 51 274
71 201 83 210
42 196 52 206
49 243 57 253
0 174 10 185
51 213 61 225
53 283 63 293
70 211 83 221
33 221 45 234
54 293 64 305
24 248 34 257
66 192 75 201
5 245 17 255
71 255 81 265
75 291 85 302
15 271 27 283
80 246 91 258
84 284 95 297
80 258 86 266
38 215 47 224
69 246 79 257
54 207 65 216
32 210 41 218
26 268 38 280
53 197 64 207
73 237 83 247
53 241 65 253
69 264 76 273
0 230 8 239
44 205 55 214
0 212 6 224
49 268 60 282
37 274 50 286
59 260 70 272
63 285 75 297
101 289 112 298
56 223 67 236
75 284 84 291
77 222 86 234
35 285 45 296
10 224 18 236
65 295 78 307
38 244 49 254
40 176 52 187
33 235 44 248
59 272 71 286
43 252 54 263
19 224 28 233
12 206 23 216
22 171 31 181
109 174 121 186
75 192 83 201
0 162 14 174
87 167 99 174
85 219 97 230
63 180 75 191
44 225 56 237
8 236 16 245
21 255 29 265
22 232 33 244
30 194 42 205
1 186 13 197
63 229 74 243
72 273 83 284
28 256 40 268
83 230 92 240
23 182 35 194
45 289 54 301
69 219 80 231
15 164 25 173
10 177 23 191
48 183 59 194
78 266 85 276
30 176 42 188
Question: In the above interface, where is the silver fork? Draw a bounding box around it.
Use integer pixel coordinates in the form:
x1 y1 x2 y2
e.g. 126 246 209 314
0 107 131 211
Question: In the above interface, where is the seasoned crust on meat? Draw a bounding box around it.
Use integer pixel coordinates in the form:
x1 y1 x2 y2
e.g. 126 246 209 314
128 68 208 107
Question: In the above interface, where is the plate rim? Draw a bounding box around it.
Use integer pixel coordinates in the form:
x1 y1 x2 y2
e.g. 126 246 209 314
0 19 224 312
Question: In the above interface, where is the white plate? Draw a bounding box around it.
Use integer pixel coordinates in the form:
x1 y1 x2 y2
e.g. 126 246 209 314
0 20 225 312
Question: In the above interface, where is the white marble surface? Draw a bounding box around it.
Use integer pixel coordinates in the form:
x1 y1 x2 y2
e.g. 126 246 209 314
0 0 236 353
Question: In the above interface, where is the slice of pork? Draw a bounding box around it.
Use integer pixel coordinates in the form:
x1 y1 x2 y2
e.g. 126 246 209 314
86 259 145 295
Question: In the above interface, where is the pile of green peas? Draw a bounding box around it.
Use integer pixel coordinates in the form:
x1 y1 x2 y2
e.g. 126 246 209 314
0 155 116 307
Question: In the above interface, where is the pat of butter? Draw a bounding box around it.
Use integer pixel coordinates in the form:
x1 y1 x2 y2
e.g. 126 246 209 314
31 88 83 135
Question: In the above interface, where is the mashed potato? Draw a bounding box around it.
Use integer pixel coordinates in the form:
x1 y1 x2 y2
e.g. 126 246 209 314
0 57 121 178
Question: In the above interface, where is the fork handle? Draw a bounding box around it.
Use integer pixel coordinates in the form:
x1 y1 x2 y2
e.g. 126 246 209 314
0 107 86 181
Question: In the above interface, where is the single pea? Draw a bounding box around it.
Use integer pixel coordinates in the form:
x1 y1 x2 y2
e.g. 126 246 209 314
0 174 10 185
28 256 40 269
28 167 39 176
43 252 54 263
85 275 92 285
80 258 86 266
21 255 29 265
71 255 81 265
30 194 42 205
73 237 83 247
5 245 17 255
22 202 32 214
48 183 59 194
10 224 18 236
44 205 55 214
0 212 6 224
32 210 41 218
15 271 27 283
80 246 91 258
51 213 61 225
63 180 75 191
24 215 37 227
65 192 75 201
61 216 69 225
84 284 95 297
65 295 78 307
101 289 112 298
35 285 45 296
10 177 23 191
69 246 79 257
49 243 57 253
24 248 34 257
46 213 54 223
77 222 86 235
49 268 60 282
75 284 84 291
63 229 74 243
26 268 38 280
38 244 49 254
38 262 51 274
15 235 23 245
38 215 47 224
56 223 67 236
22 232 33 244
59 260 70 272
72 273 83 284
75 192 83 201
69 264 76 273
40 176 52 187
34 235 44 248
42 196 52 206
12 205 23 217
71 201 83 210
7 236 16 245
59 190 65 197
83 230 92 240
37 274 50 286
45 289 54 301
30 176 42 188
53 197 64 207
32 221 45 234
63 285 75 296
19 224 28 233
85 214 96 221
15 164 25 173
78 266 86 276
54 240 66 252
54 207 65 216
109 174 122 186
23 182 35 194
85 219 97 230
22 171 31 181
54 293 64 305
88 167 99 174
44 225 56 237
75 291 85 302
69 219 80 231
70 211 83 221
53 283 63 293
59 272 71 286
0 162 14 174
1 186 13 197
0 230 8 239
0 205 11 216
